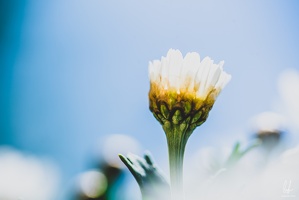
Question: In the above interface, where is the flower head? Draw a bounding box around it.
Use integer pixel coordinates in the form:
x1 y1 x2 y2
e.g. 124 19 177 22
149 49 231 130
148 49 231 199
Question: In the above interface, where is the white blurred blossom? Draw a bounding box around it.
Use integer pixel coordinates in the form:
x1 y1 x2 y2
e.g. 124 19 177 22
277 69 299 137
184 145 299 200
0 147 60 200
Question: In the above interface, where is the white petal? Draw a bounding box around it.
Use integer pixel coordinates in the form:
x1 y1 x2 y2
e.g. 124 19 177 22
196 57 213 97
218 60 224 70
215 72 232 90
181 52 200 91
149 60 161 84
167 49 183 90
206 63 221 88
160 56 170 89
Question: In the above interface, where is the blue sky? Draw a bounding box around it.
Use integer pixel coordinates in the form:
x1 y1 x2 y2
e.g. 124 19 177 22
1 0 299 184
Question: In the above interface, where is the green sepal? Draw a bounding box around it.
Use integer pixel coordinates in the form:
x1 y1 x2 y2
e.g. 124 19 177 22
160 104 170 119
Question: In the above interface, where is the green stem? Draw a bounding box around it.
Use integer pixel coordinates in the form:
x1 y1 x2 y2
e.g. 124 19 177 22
164 123 191 200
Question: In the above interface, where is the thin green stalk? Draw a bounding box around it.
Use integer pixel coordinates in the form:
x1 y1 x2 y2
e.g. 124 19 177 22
164 123 191 200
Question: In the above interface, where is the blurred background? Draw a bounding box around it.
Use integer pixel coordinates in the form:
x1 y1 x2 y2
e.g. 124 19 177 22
1 0 299 199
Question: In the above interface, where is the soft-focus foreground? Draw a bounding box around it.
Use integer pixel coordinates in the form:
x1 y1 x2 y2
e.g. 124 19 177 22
0 147 59 200
120 111 299 200
1 82 299 200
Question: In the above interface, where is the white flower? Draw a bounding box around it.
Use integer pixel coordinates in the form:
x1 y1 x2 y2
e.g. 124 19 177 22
0 147 59 200
148 49 231 128
148 49 232 199
149 49 231 101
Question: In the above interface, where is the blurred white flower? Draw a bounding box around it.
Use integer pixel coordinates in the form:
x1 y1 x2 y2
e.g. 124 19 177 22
184 144 299 200
241 145 299 200
275 68 299 143
249 112 286 154
76 170 108 198
95 134 141 168
278 69 299 121
250 111 286 134
0 147 60 200
278 69 299 123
